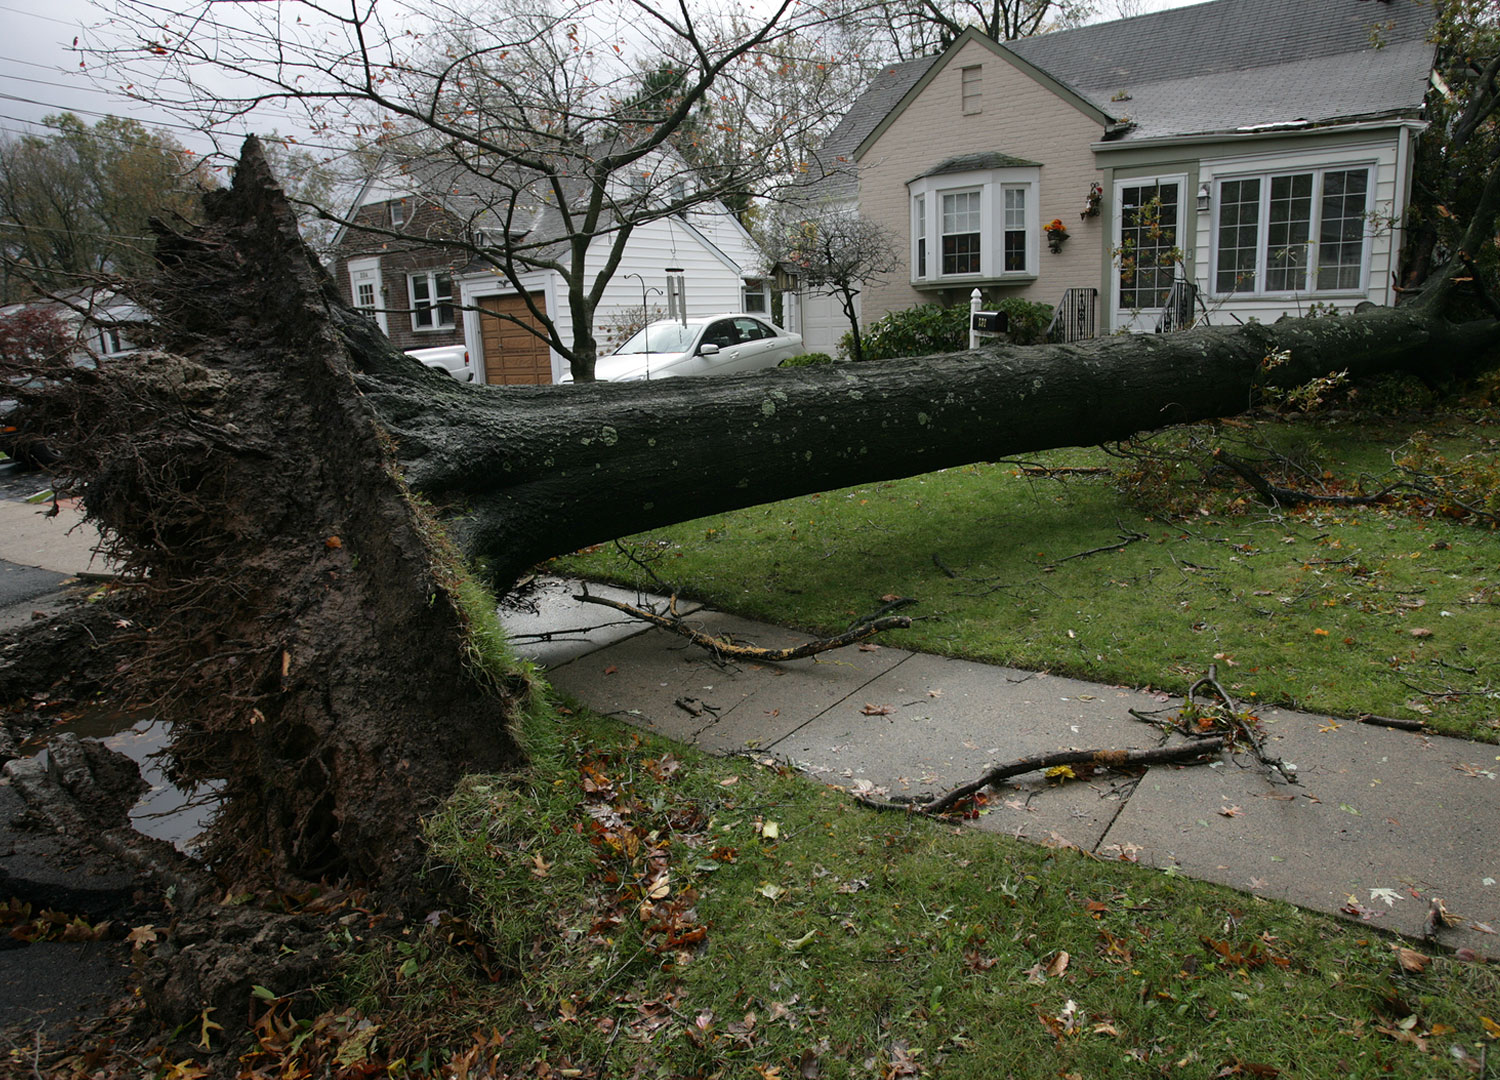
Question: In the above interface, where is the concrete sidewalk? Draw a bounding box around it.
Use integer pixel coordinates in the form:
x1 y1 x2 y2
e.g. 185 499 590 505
504 578 1500 957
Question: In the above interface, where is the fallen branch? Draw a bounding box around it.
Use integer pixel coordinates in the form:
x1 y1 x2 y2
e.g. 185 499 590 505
1045 521 1148 569
856 739 1225 816
572 593 911 662
1212 448 1400 508
1018 465 1111 477
1357 713 1427 732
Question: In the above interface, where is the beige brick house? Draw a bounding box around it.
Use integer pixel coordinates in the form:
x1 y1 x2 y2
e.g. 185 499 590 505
818 0 1436 342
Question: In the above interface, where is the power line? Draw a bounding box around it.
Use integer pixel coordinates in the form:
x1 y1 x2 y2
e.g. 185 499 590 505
0 71 99 94
0 3 83 29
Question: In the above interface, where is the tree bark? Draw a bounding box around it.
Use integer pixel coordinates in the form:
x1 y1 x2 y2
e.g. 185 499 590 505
361 304 1499 586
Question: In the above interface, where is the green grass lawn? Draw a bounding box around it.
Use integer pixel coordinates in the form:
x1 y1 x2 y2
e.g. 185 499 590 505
555 410 1500 743
309 709 1498 1079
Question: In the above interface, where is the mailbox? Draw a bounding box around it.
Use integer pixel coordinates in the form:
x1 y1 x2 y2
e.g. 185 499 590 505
971 310 1009 334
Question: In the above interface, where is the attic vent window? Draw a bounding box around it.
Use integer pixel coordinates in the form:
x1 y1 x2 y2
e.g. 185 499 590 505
390 199 406 227
961 66 981 115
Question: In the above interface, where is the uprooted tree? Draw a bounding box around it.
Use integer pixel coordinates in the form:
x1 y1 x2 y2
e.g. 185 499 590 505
5 131 1498 1033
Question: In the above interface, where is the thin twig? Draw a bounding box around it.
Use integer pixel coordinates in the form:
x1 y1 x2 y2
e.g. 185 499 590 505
573 593 910 662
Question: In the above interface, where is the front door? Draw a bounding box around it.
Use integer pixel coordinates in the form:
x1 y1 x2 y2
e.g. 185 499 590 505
478 293 553 384
1112 176 1185 332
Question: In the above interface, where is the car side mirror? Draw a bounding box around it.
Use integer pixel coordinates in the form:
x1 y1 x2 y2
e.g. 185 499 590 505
698 343 721 356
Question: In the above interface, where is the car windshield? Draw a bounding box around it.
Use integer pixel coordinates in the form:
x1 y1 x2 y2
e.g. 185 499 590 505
612 321 699 355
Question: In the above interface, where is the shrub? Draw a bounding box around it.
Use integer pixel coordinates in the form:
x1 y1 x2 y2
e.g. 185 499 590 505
993 297 1055 345
841 304 967 361
779 352 835 368
839 297 1057 361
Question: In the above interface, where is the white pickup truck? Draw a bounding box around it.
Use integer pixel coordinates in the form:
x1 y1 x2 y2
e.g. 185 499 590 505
404 344 475 382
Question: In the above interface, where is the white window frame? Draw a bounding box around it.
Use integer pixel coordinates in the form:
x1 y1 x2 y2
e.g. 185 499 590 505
389 199 406 227
1208 163 1375 299
408 270 455 332
1110 173 1188 333
908 166 1039 286
741 278 770 314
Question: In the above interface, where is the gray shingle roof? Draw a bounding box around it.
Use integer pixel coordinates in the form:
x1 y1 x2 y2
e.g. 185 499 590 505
916 151 1043 179
1005 0 1435 140
828 0 1436 158
810 55 938 203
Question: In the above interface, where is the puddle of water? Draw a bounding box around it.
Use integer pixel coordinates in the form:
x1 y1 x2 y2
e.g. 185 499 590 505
24 709 218 853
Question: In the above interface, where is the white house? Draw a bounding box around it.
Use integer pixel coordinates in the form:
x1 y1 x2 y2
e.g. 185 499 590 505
332 152 773 385
808 0 1436 342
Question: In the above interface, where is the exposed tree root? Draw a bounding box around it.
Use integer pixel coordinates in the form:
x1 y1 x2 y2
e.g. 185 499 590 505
854 739 1226 815
572 592 911 662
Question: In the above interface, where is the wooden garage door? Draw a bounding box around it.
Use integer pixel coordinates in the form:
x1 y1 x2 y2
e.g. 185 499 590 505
478 293 552 385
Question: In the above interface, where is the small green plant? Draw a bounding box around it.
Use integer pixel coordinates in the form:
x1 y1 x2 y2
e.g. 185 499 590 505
778 351 835 367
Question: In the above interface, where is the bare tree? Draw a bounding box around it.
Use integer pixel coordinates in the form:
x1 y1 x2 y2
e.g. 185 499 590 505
760 208 900 362
829 0 1096 61
81 0 862 380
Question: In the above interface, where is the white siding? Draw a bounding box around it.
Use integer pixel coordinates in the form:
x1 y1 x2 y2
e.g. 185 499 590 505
458 213 763 381
798 288 857 356
1189 135 1403 323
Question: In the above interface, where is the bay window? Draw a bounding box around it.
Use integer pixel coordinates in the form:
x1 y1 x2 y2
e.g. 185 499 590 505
908 155 1040 286
1212 166 1371 296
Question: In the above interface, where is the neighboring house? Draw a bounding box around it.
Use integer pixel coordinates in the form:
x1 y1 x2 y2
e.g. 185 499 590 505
331 156 772 385
821 0 1435 338
0 289 143 364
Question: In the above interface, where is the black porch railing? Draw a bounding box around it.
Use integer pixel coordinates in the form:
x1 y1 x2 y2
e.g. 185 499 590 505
1045 287 1098 343
1156 280 1202 333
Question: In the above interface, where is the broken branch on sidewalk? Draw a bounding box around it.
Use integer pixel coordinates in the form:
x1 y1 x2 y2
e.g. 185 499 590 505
855 739 1225 816
1131 663 1299 785
572 592 911 662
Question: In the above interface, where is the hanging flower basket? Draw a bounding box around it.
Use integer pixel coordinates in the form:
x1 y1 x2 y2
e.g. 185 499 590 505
1081 182 1103 220
1045 218 1069 254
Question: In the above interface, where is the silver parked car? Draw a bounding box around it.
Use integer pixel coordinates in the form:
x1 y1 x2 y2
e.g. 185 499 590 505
562 314 803 383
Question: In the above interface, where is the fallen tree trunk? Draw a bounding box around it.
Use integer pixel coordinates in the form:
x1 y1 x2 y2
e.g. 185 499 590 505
360 299 1499 586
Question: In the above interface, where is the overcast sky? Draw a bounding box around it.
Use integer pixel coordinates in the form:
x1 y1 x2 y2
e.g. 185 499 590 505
0 0 1205 161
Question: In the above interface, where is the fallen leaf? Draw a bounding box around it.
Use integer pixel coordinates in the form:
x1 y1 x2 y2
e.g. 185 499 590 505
719 775 739 786
531 852 551 878
1046 950 1070 977
1482 1015 1500 1039
126 924 158 950
1392 946 1430 973
1045 765 1077 780
760 820 780 839
1409 627 1433 638
758 882 784 900
325 536 342 549
782 929 817 951
1219 805 1243 817
861 703 895 716
604 665 618 676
